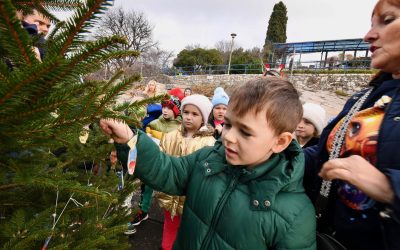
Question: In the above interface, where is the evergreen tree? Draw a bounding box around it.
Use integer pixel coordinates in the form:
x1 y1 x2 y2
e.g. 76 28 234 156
0 1 164 248
264 1 288 62
173 48 223 72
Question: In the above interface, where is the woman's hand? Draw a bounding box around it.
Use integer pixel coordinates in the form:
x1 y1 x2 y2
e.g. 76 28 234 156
319 155 395 204
99 119 134 144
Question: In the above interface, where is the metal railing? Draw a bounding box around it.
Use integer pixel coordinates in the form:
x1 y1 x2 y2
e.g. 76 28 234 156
164 59 372 76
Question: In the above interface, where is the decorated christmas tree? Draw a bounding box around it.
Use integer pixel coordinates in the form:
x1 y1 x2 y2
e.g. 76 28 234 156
0 0 163 248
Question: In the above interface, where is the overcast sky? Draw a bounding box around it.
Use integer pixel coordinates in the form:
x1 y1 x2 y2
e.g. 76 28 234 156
108 0 377 55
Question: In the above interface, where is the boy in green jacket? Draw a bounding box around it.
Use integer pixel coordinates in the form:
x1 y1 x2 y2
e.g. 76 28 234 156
101 77 316 249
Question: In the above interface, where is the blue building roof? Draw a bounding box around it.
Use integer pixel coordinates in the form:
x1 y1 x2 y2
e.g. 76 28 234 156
273 38 369 54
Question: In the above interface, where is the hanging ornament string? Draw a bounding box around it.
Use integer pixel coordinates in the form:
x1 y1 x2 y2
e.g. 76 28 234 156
42 192 84 250
120 161 124 189
52 190 59 229
102 191 113 219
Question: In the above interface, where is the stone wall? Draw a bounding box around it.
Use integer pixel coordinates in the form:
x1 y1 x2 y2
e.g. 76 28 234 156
290 74 372 94
166 73 373 94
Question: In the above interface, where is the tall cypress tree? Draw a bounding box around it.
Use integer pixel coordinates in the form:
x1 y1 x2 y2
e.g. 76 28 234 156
0 1 164 248
264 1 288 62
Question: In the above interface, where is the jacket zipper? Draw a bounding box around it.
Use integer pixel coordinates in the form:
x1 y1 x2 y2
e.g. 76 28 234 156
200 174 238 250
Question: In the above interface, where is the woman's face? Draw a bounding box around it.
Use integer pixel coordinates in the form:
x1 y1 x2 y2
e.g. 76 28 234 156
364 1 400 75
148 82 156 92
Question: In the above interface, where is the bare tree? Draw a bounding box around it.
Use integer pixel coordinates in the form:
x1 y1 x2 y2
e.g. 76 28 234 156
96 8 158 69
142 47 174 70
184 44 202 50
214 40 239 64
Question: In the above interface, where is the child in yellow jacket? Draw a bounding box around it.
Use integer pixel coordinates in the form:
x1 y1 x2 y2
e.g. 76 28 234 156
157 95 215 250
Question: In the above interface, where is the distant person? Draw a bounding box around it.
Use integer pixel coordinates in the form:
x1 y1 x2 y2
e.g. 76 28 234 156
22 9 51 36
101 77 316 249
295 103 326 148
14 9 50 62
208 87 229 139
143 80 158 98
168 88 184 101
184 87 192 97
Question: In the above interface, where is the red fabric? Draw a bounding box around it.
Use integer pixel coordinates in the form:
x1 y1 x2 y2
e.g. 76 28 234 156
214 119 224 126
162 210 181 250
162 100 180 117
168 88 184 101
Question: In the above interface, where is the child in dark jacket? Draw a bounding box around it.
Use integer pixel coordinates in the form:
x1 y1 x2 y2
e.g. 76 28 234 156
101 77 316 249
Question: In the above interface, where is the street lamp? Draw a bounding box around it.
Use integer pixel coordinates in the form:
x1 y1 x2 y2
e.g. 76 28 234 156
227 33 237 75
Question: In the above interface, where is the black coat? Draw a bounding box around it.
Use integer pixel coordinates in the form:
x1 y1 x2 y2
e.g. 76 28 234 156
304 74 400 250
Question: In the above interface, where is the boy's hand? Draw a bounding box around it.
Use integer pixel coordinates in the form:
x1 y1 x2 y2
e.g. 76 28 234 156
99 119 134 144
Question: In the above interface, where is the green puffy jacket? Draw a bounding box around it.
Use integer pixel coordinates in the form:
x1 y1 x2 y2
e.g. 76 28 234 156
148 116 182 132
117 131 316 249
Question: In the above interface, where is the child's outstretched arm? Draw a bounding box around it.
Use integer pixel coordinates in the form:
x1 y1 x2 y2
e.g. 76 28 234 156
100 119 202 196
100 119 134 144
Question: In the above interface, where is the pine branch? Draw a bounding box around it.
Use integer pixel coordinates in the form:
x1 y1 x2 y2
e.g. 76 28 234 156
57 0 113 56
30 1 60 22
0 183 22 191
46 19 65 41
13 0 83 11
0 100 66 123
103 70 124 91
68 35 128 66
95 74 141 117
70 50 141 75
0 59 61 105
11 50 139 109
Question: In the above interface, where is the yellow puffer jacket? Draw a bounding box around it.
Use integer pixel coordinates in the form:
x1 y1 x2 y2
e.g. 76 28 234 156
156 125 215 218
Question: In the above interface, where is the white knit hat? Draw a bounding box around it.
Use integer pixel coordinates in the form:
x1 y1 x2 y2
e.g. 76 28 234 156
302 103 327 136
181 94 212 131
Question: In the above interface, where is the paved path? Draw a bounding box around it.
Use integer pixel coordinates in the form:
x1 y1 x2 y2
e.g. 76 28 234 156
128 190 164 250
299 89 347 117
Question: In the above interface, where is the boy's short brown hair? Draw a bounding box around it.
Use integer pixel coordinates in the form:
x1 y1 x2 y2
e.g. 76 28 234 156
229 77 303 135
